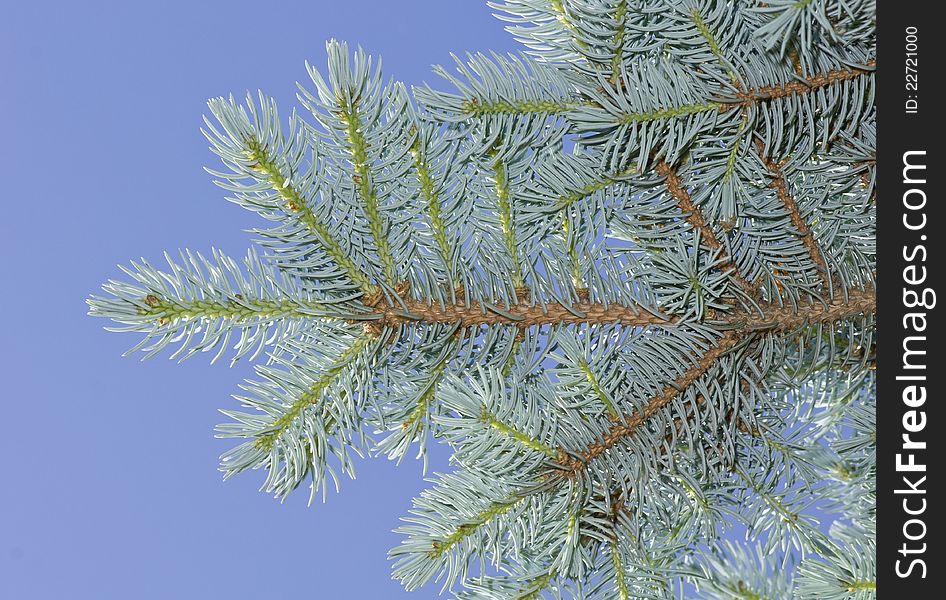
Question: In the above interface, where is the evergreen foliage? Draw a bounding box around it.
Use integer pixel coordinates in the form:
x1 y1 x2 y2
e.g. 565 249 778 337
90 1 876 597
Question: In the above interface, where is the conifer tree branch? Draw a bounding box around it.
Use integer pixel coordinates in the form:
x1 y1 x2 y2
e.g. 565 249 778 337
753 138 834 289
245 137 377 294
401 356 450 431
338 103 398 285
610 539 630 600
410 136 454 275
842 579 877 593
689 8 740 85
368 285 874 331
501 331 525 378
377 296 668 328
553 329 746 475
578 358 619 419
608 1 629 85
548 0 587 50
462 97 586 116
733 61 876 105
129 282 875 339
555 166 637 211
520 570 555 600
732 462 833 552
654 160 757 296
462 64 873 119
619 102 724 125
549 284 874 477
552 163 636 290
426 497 524 559
135 294 327 325
93 8 877 594
482 406 559 458
254 335 370 452
691 3 749 183
492 156 525 287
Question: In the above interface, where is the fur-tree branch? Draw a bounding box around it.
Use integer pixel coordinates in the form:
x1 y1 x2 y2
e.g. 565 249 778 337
90 1 876 597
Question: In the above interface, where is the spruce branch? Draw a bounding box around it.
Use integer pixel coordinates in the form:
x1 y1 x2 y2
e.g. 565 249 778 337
246 139 377 292
363 284 874 331
552 329 747 476
731 61 875 105
410 132 455 275
654 159 757 296
453 63 873 119
490 155 525 287
337 97 398 285
90 3 876 597
753 137 834 291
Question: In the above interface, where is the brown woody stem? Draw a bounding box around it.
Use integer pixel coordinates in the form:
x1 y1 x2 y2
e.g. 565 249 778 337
733 61 875 105
754 138 833 289
366 283 873 333
655 160 757 296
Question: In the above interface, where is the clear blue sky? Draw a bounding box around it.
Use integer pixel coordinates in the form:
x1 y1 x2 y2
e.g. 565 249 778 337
0 2 517 598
